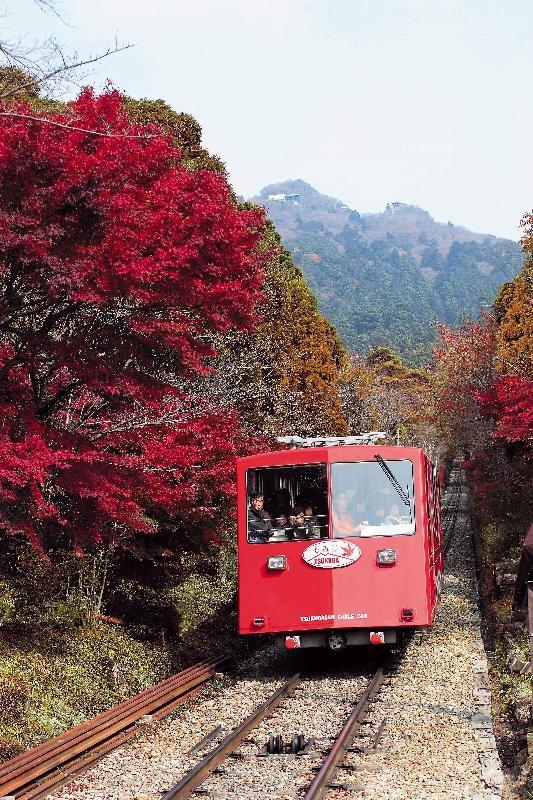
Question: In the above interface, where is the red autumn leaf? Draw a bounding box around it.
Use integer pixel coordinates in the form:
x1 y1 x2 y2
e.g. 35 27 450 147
0 89 267 552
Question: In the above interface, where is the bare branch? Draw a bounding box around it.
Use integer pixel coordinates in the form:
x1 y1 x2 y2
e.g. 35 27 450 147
32 0 65 20
0 42 133 100
0 110 159 138
0 3 133 100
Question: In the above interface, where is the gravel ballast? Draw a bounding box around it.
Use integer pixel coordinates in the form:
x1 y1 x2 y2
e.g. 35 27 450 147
340 472 504 800
49 470 503 800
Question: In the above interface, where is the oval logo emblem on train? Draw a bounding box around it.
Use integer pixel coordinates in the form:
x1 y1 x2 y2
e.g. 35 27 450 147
302 540 361 569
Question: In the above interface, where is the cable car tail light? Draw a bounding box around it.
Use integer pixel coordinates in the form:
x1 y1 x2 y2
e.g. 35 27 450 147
253 617 266 627
369 631 385 645
376 548 397 566
267 555 286 570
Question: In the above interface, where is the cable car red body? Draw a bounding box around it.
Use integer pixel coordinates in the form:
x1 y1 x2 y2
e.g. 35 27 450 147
237 443 443 649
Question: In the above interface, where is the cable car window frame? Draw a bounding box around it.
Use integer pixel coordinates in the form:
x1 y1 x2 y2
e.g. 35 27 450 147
330 459 416 539
245 463 329 544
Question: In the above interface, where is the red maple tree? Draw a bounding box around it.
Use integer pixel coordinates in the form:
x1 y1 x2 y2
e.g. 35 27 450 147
474 375 533 443
0 89 265 553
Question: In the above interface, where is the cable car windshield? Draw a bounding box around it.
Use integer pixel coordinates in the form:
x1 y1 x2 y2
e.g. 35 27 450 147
331 459 415 538
246 464 328 543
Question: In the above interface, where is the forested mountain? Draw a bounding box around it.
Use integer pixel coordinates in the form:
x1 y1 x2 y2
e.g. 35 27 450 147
251 180 523 362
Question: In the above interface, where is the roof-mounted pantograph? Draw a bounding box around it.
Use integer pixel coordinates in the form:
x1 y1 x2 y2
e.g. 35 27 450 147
277 433 387 448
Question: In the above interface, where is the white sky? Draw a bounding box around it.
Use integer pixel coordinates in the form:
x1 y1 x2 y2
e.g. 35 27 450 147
11 0 533 239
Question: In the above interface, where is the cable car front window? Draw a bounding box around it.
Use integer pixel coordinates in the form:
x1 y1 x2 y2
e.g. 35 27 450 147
331 460 415 538
246 464 328 543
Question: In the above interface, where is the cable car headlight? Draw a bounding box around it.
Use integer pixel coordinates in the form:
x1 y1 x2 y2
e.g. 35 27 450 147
267 555 287 571
376 548 397 566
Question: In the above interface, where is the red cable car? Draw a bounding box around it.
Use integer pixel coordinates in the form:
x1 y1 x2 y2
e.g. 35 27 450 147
237 435 443 650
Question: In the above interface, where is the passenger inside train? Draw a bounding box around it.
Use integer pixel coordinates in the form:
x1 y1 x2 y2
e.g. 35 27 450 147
246 458 415 542
331 459 415 538
246 464 328 542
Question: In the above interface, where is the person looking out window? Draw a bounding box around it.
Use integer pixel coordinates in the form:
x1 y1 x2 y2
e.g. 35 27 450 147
247 492 272 543
332 491 368 537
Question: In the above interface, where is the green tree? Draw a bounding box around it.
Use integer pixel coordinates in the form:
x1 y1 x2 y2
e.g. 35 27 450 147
124 98 227 173
197 223 348 436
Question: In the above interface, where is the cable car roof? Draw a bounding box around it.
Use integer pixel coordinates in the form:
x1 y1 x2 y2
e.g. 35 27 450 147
277 432 387 448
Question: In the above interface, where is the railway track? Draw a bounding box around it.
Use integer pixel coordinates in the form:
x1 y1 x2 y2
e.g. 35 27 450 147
0 655 228 800
303 667 384 799
442 465 465 555
161 667 386 800
1 472 464 800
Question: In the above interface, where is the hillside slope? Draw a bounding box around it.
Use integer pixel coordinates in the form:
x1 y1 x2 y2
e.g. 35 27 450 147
252 180 522 362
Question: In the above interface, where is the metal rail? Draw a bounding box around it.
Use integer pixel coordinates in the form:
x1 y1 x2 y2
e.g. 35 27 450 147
0 656 229 800
442 468 464 556
161 673 302 799
162 668 386 800
303 668 384 799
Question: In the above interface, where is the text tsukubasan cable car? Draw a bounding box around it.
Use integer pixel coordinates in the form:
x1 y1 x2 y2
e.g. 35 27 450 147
237 433 443 650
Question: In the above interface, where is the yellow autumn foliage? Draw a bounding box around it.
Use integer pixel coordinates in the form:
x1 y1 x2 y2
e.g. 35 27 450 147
494 254 533 380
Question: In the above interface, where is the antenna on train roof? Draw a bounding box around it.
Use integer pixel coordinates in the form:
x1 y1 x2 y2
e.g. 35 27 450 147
276 432 387 448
